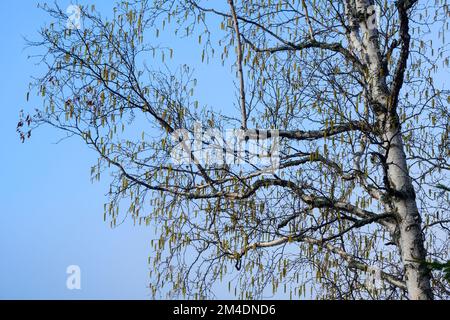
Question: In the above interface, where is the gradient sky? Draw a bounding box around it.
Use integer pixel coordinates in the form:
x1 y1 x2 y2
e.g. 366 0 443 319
0 1 151 299
0 0 237 299
1 1 446 300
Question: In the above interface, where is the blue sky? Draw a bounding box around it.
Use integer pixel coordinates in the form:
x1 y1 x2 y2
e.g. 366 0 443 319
0 1 168 300
0 0 238 299
2 0 445 301
0 1 156 299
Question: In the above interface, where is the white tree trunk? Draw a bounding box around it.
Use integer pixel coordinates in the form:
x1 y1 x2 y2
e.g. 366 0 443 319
347 0 433 299
384 127 433 300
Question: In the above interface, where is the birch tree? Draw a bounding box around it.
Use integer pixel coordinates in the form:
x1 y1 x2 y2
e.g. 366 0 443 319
20 0 450 299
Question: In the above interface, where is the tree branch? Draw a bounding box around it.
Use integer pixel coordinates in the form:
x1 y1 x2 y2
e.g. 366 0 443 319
227 0 247 130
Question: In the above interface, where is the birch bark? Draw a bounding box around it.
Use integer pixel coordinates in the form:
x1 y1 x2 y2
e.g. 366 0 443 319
348 0 433 299
384 125 433 300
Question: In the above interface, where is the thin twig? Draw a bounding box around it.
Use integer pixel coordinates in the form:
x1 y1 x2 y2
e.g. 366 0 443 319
227 0 247 129
301 0 315 40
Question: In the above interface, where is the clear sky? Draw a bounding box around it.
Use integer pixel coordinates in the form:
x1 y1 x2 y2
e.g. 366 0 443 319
0 1 154 299
0 0 237 299
2 1 445 301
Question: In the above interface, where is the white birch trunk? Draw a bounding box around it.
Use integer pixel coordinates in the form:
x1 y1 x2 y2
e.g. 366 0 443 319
348 0 433 299
384 126 433 300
